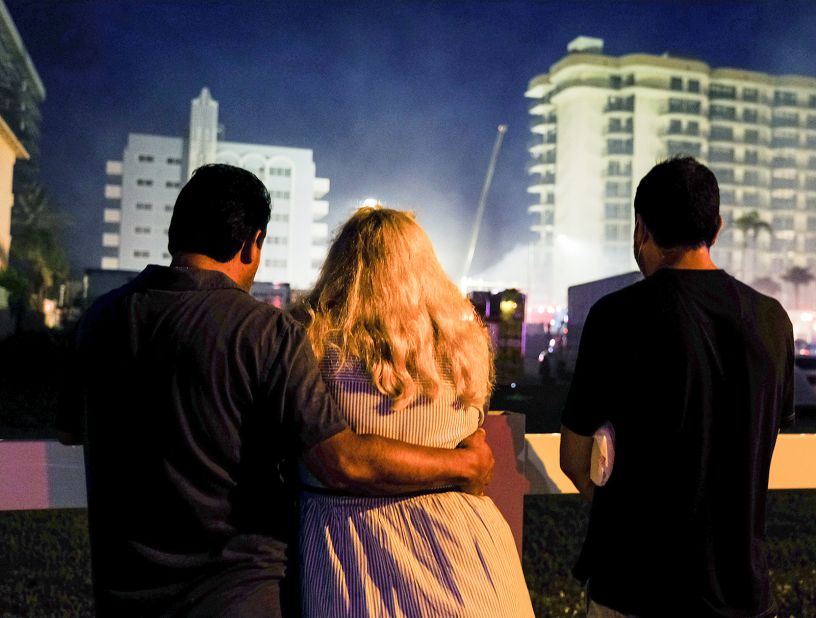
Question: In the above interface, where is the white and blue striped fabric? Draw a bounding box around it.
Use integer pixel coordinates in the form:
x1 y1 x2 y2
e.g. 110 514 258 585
299 353 535 618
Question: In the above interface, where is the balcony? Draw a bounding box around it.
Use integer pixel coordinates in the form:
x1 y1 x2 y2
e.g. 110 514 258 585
103 208 121 224
312 200 329 221
312 177 330 200
772 157 797 169
666 100 702 116
104 184 121 200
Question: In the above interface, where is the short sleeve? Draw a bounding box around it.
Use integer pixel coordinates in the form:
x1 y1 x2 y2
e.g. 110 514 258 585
274 324 348 450
560 303 612 437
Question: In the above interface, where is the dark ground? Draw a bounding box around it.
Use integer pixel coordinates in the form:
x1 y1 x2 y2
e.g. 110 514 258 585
1 493 815 618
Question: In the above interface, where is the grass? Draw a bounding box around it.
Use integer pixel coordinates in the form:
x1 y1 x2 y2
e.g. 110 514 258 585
1 492 814 617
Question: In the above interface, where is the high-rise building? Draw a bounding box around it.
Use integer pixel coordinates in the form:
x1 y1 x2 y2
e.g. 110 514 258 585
526 36 816 303
0 0 45 190
103 88 330 289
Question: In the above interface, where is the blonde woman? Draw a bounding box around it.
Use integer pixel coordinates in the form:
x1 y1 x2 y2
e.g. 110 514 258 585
297 207 534 618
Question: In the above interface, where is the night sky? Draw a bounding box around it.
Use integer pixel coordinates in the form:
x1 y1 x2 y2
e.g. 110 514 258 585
6 0 816 280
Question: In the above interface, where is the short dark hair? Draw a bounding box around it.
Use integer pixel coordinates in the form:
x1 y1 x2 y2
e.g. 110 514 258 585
168 164 271 262
634 156 720 249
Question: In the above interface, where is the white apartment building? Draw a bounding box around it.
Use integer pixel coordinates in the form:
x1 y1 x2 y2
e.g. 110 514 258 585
526 36 816 304
103 88 330 289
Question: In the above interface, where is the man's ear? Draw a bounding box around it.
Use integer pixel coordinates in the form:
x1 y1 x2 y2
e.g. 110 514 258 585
240 230 264 265
710 215 724 247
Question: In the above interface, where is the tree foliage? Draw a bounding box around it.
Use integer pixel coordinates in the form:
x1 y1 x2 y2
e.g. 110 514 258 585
7 183 69 310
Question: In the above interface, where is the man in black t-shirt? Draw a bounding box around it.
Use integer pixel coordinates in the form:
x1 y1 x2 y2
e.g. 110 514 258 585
58 164 493 617
560 157 794 618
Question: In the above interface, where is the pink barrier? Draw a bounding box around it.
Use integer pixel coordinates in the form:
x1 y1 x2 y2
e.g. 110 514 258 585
0 441 49 510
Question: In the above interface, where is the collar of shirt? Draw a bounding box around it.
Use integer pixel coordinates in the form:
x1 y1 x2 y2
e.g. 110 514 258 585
134 264 245 293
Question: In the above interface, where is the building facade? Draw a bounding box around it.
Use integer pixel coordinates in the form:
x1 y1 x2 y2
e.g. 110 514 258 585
526 36 816 304
103 88 330 289
0 0 45 191
0 114 27 268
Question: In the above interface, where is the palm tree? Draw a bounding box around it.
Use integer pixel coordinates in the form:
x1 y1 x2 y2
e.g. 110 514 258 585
8 183 69 311
780 266 815 309
733 211 773 282
751 276 782 298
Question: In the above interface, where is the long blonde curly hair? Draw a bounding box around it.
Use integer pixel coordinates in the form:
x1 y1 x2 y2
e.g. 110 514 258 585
306 206 494 411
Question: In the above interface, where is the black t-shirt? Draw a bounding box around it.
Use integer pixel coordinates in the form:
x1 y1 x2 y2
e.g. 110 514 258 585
57 266 347 616
561 269 794 618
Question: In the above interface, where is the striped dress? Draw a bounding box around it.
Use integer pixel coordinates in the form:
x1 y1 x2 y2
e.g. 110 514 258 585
299 353 535 618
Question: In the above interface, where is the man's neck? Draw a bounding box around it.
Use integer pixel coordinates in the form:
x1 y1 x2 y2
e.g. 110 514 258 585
170 253 251 290
656 245 718 273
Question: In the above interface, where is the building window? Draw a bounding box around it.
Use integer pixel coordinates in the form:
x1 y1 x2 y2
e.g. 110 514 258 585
138 154 154 163
136 179 154 186
606 95 634 112
605 181 630 198
771 216 793 230
604 202 629 219
134 226 151 234
743 87 759 102
688 79 700 93
743 170 761 186
604 223 630 242
265 236 288 245
720 190 736 205
710 125 733 141
607 161 631 176
744 129 759 145
712 167 735 183
265 259 287 268
271 191 291 200
136 202 153 210
133 250 150 258
670 76 683 91
166 181 181 189
668 98 701 114
773 112 799 128
165 204 173 212
743 108 759 123
710 84 736 99
270 167 292 177
710 105 736 120
166 157 182 165
709 148 735 163
807 217 816 232
270 213 289 222
162 252 171 259
774 90 797 106
772 197 796 210
744 150 759 165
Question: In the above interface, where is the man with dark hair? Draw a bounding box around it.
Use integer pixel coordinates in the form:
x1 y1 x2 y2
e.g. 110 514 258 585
560 156 794 617
58 164 493 617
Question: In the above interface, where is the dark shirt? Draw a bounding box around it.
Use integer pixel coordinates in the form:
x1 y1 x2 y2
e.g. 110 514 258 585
57 265 347 616
561 269 794 618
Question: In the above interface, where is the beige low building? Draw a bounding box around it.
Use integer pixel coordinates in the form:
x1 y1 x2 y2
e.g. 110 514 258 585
0 113 28 269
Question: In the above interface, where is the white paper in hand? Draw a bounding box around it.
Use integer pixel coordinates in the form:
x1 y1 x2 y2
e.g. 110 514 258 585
590 422 616 486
